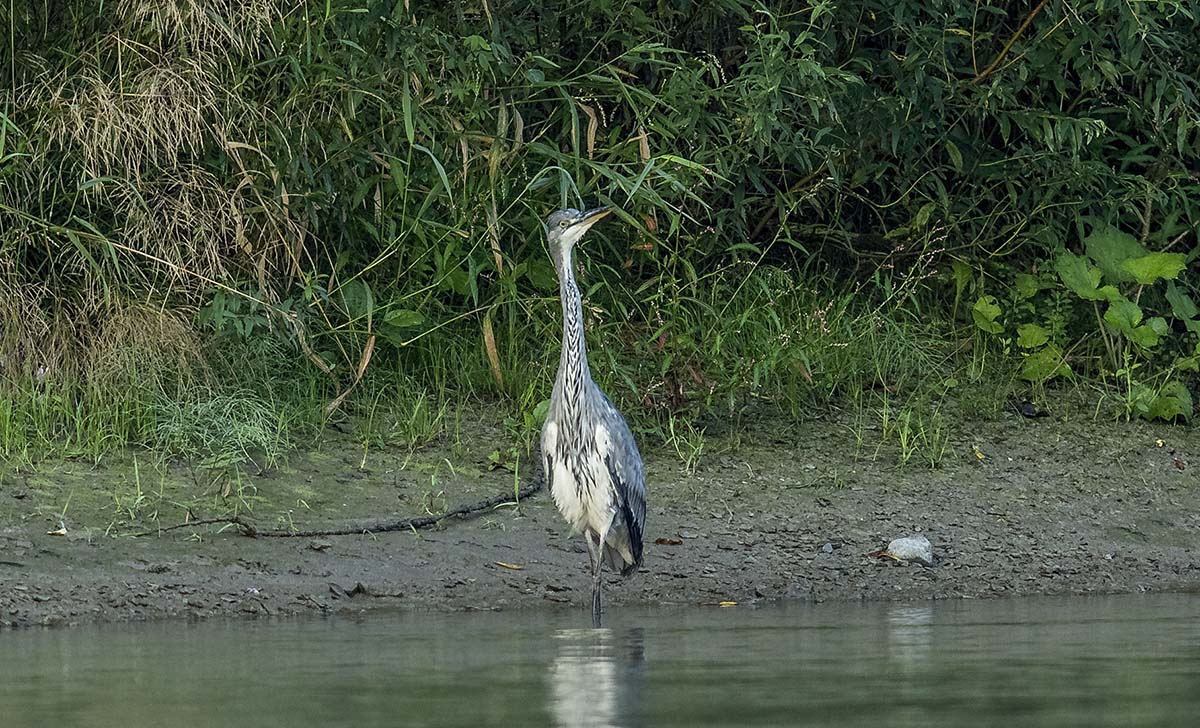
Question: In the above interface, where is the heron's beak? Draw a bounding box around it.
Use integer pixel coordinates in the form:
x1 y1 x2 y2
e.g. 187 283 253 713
574 206 612 228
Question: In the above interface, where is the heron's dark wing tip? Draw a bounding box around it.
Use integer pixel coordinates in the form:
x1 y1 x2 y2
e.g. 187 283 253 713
604 452 645 570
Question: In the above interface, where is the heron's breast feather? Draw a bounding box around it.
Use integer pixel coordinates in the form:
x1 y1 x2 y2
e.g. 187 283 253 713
543 421 617 535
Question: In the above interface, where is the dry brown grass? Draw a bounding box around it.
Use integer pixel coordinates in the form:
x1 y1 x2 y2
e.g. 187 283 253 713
0 281 76 384
8 0 304 301
116 0 283 58
24 2 287 177
0 279 205 391
109 165 246 285
84 303 207 390
38 59 217 178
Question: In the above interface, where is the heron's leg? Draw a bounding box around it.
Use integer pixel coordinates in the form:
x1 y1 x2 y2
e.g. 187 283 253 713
583 531 603 626
591 570 602 627
591 526 611 627
583 529 600 577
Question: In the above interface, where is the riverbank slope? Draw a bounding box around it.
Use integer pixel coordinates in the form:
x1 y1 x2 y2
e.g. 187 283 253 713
2 412 1196 628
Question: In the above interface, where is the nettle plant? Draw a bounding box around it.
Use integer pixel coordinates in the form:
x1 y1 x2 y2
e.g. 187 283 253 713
973 226 1198 421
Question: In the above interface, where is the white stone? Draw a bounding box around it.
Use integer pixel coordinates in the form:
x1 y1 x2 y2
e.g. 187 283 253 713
886 534 934 565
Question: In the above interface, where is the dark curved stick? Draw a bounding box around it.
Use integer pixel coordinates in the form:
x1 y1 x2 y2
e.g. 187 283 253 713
256 477 544 537
133 478 544 539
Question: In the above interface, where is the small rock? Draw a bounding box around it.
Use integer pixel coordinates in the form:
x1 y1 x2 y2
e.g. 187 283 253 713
821 542 834 554
329 581 371 599
874 534 934 566
1010 398 1049 418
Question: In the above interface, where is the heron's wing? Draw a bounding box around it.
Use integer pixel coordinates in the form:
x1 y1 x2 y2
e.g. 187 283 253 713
603 443 645 569
595 399 646 567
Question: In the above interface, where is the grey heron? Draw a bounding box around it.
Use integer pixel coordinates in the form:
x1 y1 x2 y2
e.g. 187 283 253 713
540 205 647 626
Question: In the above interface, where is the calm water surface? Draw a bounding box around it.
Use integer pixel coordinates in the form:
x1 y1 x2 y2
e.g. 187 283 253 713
3 594 1199 727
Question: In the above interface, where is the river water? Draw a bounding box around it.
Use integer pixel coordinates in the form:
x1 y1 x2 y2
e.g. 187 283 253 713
3 594 1198 727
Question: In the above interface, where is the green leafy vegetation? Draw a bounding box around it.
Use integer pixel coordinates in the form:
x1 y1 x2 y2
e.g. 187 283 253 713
1 1 1196 469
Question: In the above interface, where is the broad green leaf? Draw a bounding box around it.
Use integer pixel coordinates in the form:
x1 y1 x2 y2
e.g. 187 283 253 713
1107 310 1167 348
1142 381 1193 421
1055 252 1104 299
951 260 973 303
1127 326 1161 348
1128 383 1159 416
1104 299 1165 347
337 279 374 321
1165 281 1199 320
1103 298 1143 333
1016 323 1049 348
1121 252 1187 285
945 140 963 172
442 269 470 296
526 260 558 292
1146 316 1169 336
1123 317 1168 349
401 75 414 146
1014 273 1043 300
1020 345 1070 382
972 295 1003 334
1084 226 1145 284
913 201 937 229
383 308 424 328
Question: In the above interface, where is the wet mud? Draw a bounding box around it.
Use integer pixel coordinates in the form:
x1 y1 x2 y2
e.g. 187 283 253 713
2 412 1197 629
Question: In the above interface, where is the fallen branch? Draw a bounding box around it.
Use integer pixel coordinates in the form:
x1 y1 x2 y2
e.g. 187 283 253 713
257 475 544 537
134 477 544 539
134 516 258 538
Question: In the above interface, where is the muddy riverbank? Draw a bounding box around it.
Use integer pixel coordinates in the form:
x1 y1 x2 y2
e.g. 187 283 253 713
2 411 1197 629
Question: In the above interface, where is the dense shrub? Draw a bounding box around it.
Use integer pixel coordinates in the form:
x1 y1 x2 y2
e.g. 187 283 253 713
1 1 1197 448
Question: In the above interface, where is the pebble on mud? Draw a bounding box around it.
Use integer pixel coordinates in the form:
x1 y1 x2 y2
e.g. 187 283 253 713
872 534 934 566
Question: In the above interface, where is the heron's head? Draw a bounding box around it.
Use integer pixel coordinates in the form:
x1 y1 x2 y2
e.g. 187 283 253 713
545 206 611 268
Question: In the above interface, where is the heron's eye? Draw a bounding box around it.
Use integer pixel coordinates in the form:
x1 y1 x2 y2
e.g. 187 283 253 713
559 220 569 229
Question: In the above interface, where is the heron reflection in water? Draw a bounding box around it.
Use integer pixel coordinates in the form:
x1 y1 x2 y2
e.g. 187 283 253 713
548 626 645 728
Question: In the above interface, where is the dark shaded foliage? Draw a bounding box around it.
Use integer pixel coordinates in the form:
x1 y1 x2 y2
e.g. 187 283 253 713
2 1 1197 418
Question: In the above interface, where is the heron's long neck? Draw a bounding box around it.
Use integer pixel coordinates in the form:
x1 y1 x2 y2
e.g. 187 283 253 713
556 248 592 400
